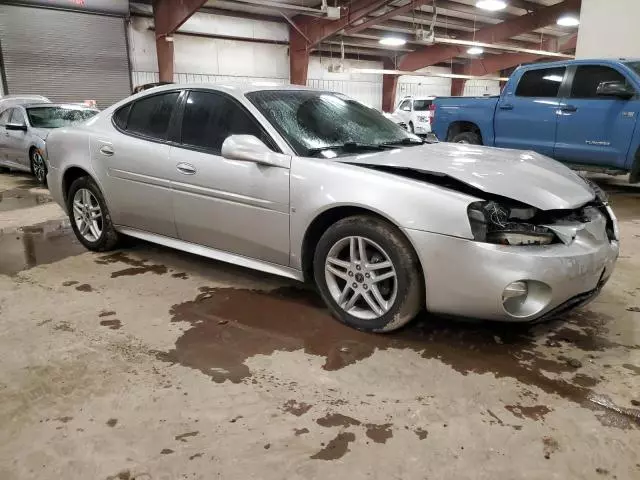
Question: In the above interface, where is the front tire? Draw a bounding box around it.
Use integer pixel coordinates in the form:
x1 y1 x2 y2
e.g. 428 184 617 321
30 148 48 184
67 176 120 252
313 216 423 333
451 131 482 145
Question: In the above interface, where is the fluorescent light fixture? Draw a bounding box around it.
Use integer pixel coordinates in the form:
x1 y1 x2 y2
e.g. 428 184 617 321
476 0 507 11
557 14 580 26
467 46 484 55
379 37 407 46
543 75 564 82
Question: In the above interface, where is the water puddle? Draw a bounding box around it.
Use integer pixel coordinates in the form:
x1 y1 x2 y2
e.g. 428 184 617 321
0 188 52 212
0 219 86 275
157 286 639 429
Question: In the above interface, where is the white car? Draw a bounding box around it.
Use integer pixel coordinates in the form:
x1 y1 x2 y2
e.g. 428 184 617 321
394 96 435 135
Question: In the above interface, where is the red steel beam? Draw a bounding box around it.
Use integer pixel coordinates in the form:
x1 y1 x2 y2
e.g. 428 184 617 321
398 0 581 72
293 0 394 48
152 0 207 82
450 34 576 96
460 34 577 77
290 0 394 84
346 0 432 35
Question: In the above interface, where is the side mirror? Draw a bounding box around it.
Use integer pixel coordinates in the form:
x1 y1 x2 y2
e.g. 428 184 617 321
5 123 27 131
221 135 290 168
596 81 635 99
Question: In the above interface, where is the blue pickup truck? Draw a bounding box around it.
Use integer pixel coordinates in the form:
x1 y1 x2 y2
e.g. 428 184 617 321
432 59 640 183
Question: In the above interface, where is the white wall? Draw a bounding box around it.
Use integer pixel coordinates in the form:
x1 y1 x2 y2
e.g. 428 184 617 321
463 78 501 96
576 0 639 58
128 15 289 87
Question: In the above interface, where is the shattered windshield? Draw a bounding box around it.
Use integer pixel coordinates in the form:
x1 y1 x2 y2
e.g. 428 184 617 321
26 106 98 129
246 90 421 157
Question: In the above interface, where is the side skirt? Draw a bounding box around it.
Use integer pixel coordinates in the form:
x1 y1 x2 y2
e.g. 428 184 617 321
115 226 304 282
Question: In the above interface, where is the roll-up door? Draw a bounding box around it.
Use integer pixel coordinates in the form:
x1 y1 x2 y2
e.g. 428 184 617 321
0 4 131 108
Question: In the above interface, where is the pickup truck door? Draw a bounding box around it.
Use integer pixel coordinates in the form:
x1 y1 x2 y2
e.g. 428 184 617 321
494 66 566 157
554 65 639 168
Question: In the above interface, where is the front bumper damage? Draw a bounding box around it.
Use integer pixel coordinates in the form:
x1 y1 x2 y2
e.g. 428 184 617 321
404 205 619 322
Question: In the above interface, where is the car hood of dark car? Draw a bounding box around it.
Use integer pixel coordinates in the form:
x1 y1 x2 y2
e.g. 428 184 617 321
341 142 595 210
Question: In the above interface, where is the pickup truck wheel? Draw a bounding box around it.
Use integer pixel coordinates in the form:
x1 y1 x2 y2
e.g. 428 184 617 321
452 132 482 145
408 122 415 134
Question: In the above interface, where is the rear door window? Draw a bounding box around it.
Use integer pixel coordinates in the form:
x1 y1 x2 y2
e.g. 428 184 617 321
570 65 630 99
180 90 274 154
413 100 432 111
0 109 12 126
126 92 180 140
515 67 566 98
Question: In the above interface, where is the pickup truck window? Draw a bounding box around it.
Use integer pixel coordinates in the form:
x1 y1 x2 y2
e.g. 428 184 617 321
571 66 629 99
399 100 411 111
515 67 566 98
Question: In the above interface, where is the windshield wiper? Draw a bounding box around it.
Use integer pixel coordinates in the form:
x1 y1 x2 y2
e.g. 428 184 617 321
380 137 425 147
307 142 396 156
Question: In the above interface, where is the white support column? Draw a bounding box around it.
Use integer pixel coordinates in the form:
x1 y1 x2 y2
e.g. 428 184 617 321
576 0 640 59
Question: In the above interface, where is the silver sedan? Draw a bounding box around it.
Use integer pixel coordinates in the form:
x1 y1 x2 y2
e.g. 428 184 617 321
0 103 98 183
45 84 619 332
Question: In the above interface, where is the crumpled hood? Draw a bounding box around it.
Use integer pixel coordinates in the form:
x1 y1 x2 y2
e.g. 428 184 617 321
31 127 54 141
342 142 595 210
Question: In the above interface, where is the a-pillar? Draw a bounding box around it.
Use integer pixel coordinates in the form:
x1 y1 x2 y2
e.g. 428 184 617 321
576 0 639 58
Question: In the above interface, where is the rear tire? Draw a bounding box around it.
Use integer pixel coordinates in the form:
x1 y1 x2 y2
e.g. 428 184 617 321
451 131 482 145
67 176 120 252
409 122 415 134
313 215 423 333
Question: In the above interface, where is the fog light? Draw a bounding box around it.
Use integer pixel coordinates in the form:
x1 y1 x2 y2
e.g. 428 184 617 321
502 281 528 301
502 280 552 319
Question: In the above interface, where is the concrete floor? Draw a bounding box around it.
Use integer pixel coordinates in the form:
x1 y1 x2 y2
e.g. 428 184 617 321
0 171 638 480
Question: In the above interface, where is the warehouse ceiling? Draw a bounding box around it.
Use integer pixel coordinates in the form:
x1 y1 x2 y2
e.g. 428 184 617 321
198 0 580 66
132 0 580 71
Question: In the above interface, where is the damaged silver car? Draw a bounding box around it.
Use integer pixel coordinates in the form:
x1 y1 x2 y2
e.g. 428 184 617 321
45 85 619 332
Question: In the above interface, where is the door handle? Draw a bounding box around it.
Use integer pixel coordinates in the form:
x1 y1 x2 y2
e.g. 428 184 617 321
499 104 514 110
561 105 578 112
176 162 196 175
99 145 114 156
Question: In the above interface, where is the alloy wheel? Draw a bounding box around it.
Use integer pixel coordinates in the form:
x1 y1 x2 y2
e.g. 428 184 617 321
324 236 398 320
72 188 103 242
32 151 46 182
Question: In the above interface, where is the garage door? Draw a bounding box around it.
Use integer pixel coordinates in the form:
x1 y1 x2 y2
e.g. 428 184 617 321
0 5 131 109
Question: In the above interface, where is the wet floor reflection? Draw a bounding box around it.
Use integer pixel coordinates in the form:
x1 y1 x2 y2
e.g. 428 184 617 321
0 189 52 212
0 219 86 275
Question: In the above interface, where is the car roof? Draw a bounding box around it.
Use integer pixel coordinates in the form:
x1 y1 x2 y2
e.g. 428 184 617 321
143 82 325 97
23 103 98 110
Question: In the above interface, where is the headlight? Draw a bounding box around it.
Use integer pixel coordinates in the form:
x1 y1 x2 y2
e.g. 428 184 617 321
467 201 557 246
